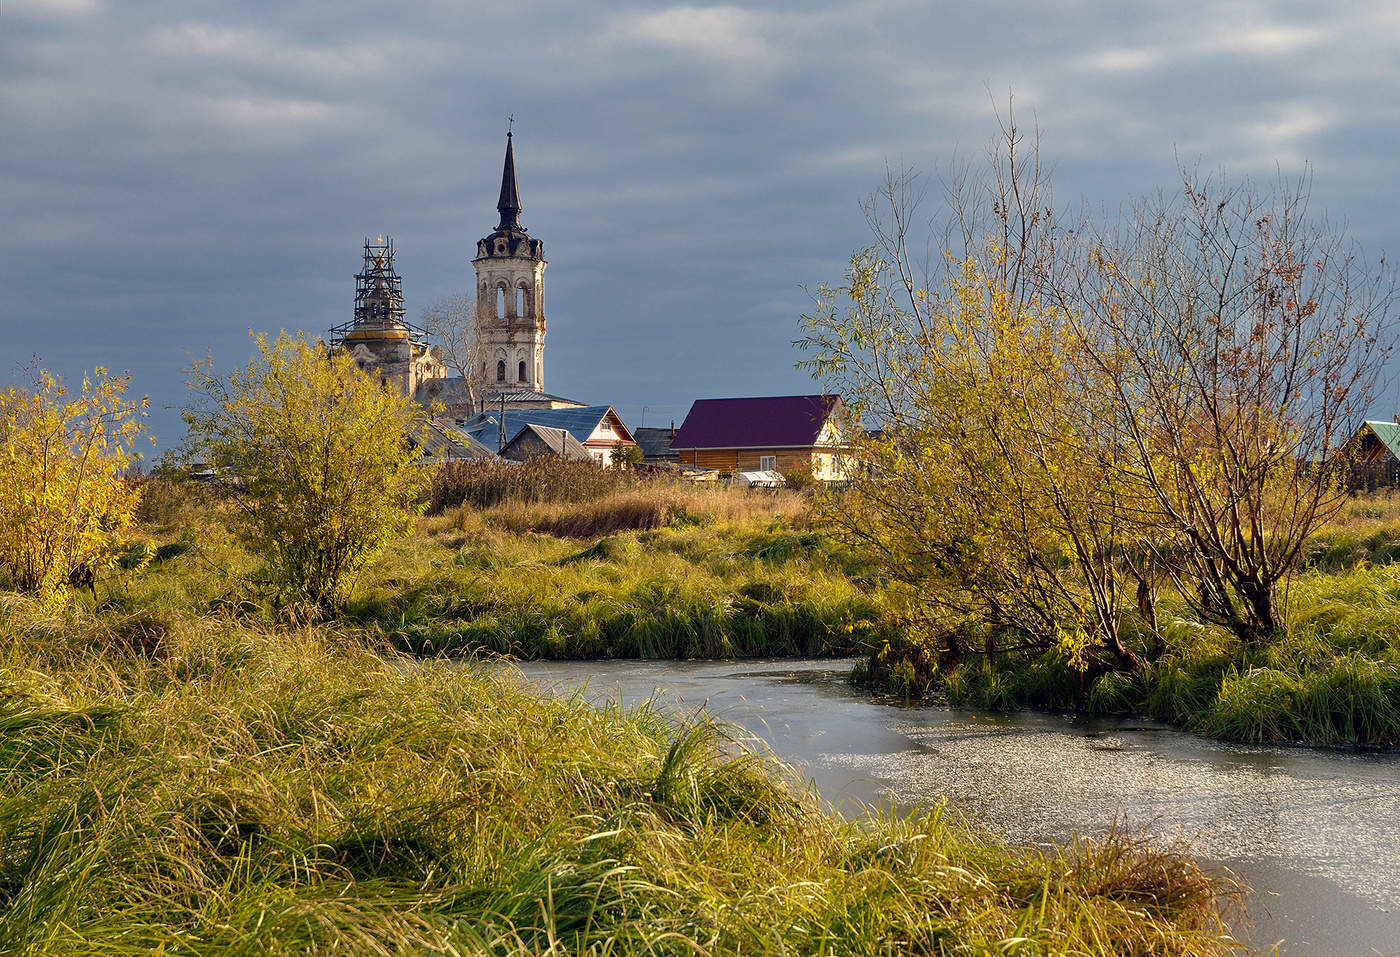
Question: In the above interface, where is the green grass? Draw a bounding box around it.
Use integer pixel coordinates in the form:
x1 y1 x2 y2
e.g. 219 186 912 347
126 474 1400 748
116 483 889 662
862 556 1400 748
0 606 1244 955
0 469 1259 953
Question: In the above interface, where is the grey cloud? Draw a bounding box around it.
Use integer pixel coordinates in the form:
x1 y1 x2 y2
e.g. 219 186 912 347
4 0 1400 448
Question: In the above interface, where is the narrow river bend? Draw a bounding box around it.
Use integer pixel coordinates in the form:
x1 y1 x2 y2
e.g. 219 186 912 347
511 658 1400 957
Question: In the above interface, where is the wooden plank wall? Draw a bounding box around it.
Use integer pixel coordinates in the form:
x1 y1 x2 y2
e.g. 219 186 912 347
680 448 816 474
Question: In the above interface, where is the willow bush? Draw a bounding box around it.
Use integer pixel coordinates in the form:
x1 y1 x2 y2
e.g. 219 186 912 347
0 367 149 609
182 331 429 613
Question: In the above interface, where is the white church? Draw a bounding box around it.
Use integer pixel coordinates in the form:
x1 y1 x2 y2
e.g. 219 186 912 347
330 130 638 465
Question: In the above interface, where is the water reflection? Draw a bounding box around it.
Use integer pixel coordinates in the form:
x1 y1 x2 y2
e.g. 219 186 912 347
511 658 1400 957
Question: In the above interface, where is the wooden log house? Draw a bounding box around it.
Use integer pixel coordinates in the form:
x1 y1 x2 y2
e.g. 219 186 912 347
668 395 851 481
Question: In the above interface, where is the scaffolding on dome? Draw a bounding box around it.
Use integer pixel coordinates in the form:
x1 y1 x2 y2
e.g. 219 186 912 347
328 236 431 350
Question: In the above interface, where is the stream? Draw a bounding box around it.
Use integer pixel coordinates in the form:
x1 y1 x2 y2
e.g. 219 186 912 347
511 657 1400 957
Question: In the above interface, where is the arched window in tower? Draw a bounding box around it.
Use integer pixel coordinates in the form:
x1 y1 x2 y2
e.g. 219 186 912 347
518 360 526 382
496 360 505 382
496 285 506 319
516 284 526 317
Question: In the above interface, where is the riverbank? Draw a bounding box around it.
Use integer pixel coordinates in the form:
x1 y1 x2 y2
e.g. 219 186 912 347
857 495 1400 749
0 610 1243 955
120 474 1400 750
514 656 1400 957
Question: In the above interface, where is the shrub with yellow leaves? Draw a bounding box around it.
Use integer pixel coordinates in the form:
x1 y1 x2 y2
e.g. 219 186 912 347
0 367 149 610
182 331 430 614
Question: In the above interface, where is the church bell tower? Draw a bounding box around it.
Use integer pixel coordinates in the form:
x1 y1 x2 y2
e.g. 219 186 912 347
474 129 547 392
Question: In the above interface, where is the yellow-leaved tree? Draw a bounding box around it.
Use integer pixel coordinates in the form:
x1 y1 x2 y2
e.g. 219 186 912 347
803 246 1148 674
0 366 149 610
802 112 1396 680
183 331 431 613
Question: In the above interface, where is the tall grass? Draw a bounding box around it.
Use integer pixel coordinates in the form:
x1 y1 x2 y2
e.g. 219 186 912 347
429 458 639 513
348 516 885 660
0 612 1244 955
95 465 847 663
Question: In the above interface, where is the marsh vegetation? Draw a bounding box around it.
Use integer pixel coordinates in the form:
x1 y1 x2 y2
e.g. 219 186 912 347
0 466 1254 955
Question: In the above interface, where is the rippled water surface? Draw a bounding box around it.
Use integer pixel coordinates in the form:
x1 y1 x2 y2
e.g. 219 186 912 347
511 658 1400 957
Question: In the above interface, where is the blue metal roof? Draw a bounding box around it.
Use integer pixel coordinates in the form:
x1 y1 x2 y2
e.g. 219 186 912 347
461 405 616 452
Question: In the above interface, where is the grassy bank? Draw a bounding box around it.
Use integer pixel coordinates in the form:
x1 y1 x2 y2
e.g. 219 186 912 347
859 495 1400 749
95 471 1400 748
355 506 887 660
0 605 1244 955
124 474 890 662
112 472 1400 749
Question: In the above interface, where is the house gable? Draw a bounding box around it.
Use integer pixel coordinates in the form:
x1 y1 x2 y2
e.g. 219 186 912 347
460 404 635 454
584 407 636 448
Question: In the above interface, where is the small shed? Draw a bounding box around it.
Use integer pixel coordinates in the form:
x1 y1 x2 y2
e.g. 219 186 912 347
411 419 497 462
632 426 680 465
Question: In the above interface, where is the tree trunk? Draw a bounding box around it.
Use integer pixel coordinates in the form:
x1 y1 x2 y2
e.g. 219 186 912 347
1136 576 1163 659
1235 577 1280 647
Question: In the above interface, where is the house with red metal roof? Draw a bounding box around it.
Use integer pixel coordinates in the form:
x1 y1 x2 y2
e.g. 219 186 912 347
668 395 851 481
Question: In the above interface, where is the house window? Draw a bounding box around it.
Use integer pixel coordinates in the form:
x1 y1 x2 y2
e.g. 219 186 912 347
760 455 777 471
496 360 505 382
518 360 526 382
598 420 612 434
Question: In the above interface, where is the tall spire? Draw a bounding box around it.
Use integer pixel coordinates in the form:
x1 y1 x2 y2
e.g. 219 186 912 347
496 130 521 230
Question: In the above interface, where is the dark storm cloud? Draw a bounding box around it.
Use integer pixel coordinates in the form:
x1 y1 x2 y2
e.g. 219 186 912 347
4 0 1399 446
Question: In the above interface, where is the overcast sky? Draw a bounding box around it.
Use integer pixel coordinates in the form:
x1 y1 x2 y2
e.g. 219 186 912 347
4 0 1400 448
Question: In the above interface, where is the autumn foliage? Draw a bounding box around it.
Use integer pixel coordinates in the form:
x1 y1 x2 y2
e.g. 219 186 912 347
801 119 1397 673
183 332 429 613
0 367 149 609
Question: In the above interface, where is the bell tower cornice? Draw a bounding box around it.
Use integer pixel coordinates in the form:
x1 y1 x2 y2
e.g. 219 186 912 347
475 126 545 264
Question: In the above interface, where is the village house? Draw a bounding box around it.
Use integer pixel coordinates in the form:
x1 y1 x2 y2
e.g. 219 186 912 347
1341 419 1400 490
460 405 637 467
668 395 852 482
